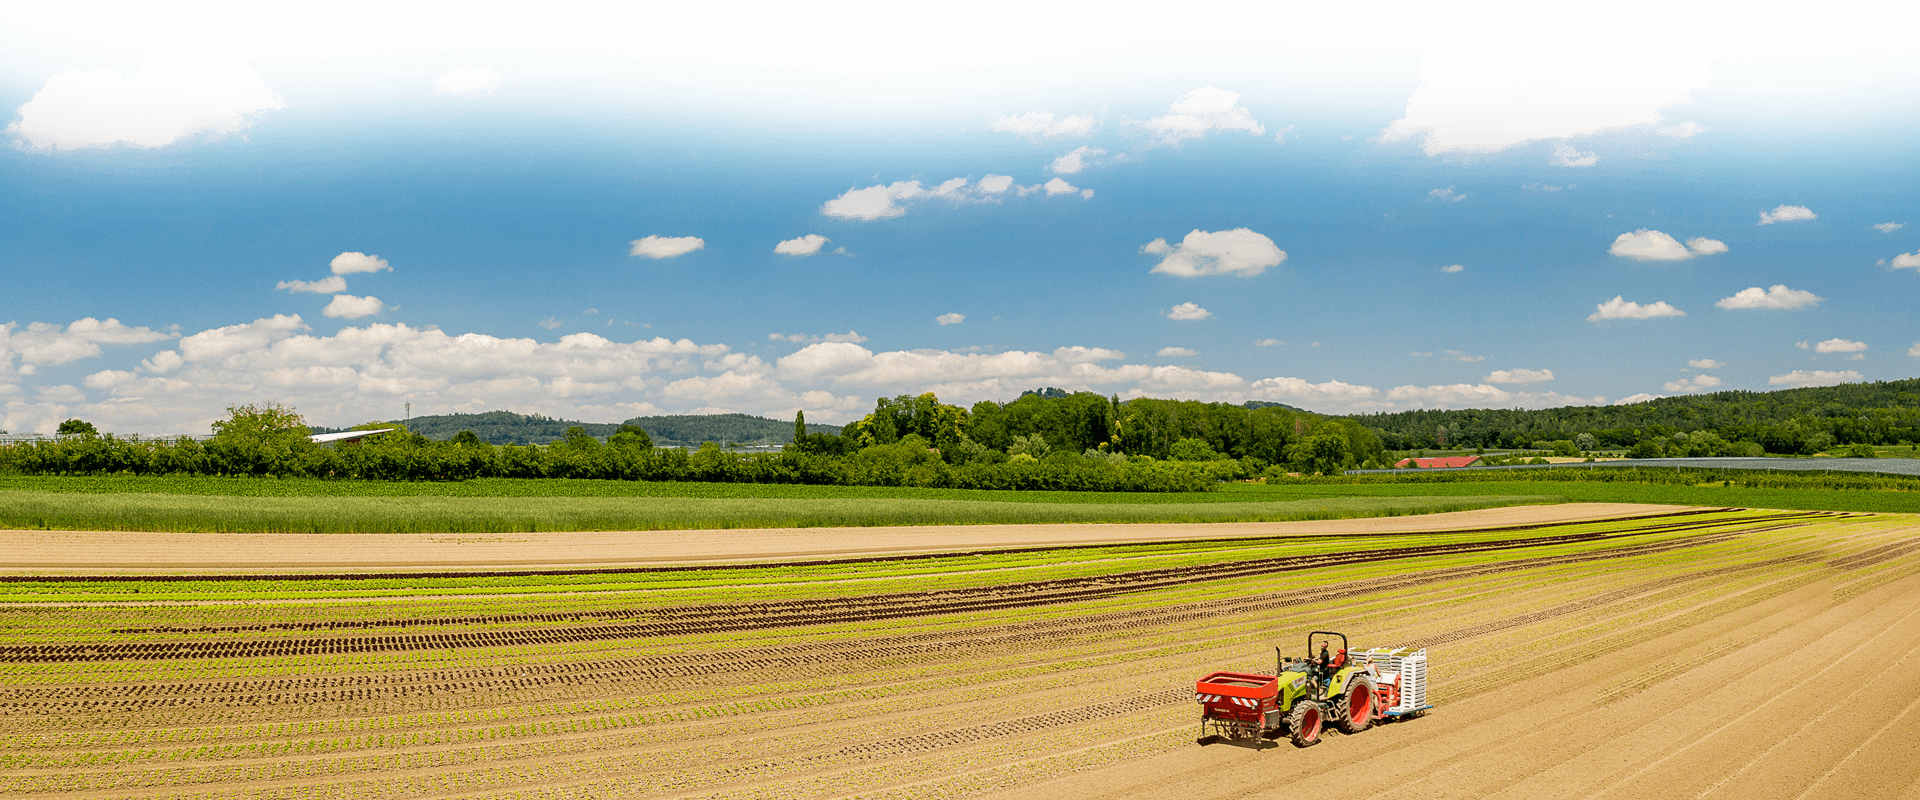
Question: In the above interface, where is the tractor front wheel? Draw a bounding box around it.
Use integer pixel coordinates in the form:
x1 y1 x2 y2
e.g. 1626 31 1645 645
1334 676 1375 734
1287 701 1323 748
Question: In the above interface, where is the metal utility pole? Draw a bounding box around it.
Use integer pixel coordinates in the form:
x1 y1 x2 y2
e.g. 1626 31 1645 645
405 401 411 422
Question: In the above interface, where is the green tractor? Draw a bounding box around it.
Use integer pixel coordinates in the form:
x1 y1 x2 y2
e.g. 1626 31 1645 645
1274 631 1379 747
1195 631 1429 748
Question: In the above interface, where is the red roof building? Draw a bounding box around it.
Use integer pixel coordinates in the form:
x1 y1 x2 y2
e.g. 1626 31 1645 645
1394 455 1482 469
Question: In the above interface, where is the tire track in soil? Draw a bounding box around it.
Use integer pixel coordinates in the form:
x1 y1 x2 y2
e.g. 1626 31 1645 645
0 512 1820 667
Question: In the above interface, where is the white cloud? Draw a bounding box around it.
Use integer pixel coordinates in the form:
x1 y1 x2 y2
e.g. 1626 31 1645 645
1378 45 1706 156
1714 285 1822 310
1685 237 1728 255
1255 339 1284 347
538 317 563 330
1875 223 1905 233
7 54 283 150
1142 229 1286 278
936 313 965 326
774 234 830 256
989 111 1096 139
628 236 705 259
1050 146 1105 174
330 252 391 275
768 331 868 344
1157 347 1197 357
1043 177 1087 196
1687 358 1723 369
1614 393 1664 405
1910 342 1920 358
1165 302 1212 321
322 295 384 320
1658 121 1708 138
1523 183 1567 191
434 66 503 95
1663 374 1723 392
1588 296 1685 321
1769 370 1861 388
822 182 923 220
276 276 347 294
1813 338 1867 354
1549 143 1597 167
1441 264 1464 273
1443 350 1485 362
0 318 173 367
1273 125 1296 145
1610 229 1694 261
977 174 1014 193
1135 87 1264 146
1757 205 1816 225
1485 368 1554 384
1889 252 1920 270
1428 187 1467 202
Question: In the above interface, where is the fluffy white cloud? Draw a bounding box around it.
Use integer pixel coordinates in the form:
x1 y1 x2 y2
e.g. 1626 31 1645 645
1142 229 1285 278
434 66 503 95
1757 205 1816 225
1165 302 1212 321
1688 358 1723 369
1876 223 1905 233
1603 231 1725 260
1889 252 1920 270
1255 339 1284 347
321 295 384 320
773 234 830 256
1658 121 1708 138
1050 146 1105 174
1441 264 1465 273
7 54 283 150
0 318 173 368
1588 296 1684 321
1043 177 1091 198
1614 393 1664 405
1910 342 1920 358
936 313 965 326
977 174 1014 193
1549 143 1597 167
330 252 391 275
277 276 347 294
989 111 1096 139
1664 374 1723 392
1379 45 1706 156
1428 187 1467 202
1769 370 1861 388
1485 368 1554 384
1714 285 1822 310
821 182 924 220
768 331 867 344
1157 347 1197 357
1135 87 1264 146
628 236 705 259
1813 338 1867 353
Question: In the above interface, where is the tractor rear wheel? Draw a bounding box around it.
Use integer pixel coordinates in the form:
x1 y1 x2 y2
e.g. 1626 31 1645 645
1334 676 1375 734
1287 701 1323 748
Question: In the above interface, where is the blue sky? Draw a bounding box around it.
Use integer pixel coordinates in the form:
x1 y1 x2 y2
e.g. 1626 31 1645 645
2 3 1918 434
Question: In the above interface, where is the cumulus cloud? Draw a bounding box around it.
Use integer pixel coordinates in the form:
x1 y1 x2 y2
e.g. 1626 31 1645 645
1757 205 1816 225
1142 229 1285 278
434 66 503 95
322 295 384 320
1378 45 1706 156
936 313 965 326
768 331 868 344
989 111 1097 139
1043 177 1091 198
330 252 391 275
7 54 283 150
1664 374 1723 392
1889 252 1920 270
1588 296 1685 322
1611 229 1703 261
1428 187 1467 202
538 317 563 330
1050 146 1105 174
628 236 705 259
1135 87 1264 146
1614 393 1664 405
1441 264 1465 273
1769 370 1861 388
773 234 830 256
977 174 1014 193
1876 223 1905 233
1813 338 1867 354
1549 143 1597 167
1165 303 1212 320
1157 347 1197 357
1255 339 1284 347
1443 350 1485 362
1910 342 1920 358
1485 368 1554 384
820 175 1053 220
276 276 347 294
1688 359 1723 369
1714 285 1822 310
0 318 174 369
1658 121 1708 138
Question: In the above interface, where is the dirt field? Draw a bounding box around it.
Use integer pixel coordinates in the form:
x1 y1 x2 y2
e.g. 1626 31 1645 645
1 505 1916 800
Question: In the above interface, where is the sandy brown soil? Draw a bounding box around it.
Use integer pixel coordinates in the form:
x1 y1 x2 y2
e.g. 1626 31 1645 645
0 502 1679 571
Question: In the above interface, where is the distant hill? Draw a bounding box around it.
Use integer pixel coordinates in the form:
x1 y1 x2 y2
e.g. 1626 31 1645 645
371 411 623 444
621 413 841 446
1243 400 1307 413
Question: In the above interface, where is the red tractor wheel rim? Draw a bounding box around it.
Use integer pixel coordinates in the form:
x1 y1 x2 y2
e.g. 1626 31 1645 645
1302 707 1321 739
1349 684 1370 726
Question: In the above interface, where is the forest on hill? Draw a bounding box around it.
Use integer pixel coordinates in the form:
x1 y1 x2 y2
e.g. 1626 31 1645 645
622 413 842 446
1342 378 1920 454
317 411 840 446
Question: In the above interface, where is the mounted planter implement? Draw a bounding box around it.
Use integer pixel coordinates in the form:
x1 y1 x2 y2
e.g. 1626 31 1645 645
1196 631 1431 748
